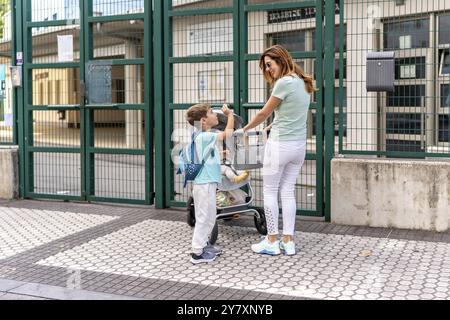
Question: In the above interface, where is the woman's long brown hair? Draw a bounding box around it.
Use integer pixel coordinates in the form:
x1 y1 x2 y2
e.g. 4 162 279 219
259 44 317 94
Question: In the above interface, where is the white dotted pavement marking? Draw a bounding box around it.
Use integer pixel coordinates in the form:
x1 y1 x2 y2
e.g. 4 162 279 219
37 219 450 300
0 207 118 260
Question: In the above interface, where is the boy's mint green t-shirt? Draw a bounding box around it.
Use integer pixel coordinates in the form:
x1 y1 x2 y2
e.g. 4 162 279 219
270 75 311 141
193 131 222 185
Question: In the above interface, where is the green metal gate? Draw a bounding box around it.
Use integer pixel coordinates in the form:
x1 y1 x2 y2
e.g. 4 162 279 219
20 0 153 204
162 0 326 218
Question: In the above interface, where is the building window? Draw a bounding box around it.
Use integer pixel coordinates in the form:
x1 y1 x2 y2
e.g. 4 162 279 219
441 84 449 108
439 49 450 75
384 18 430 49
270 30 306 53
386 113 423 135
439 13 450 45
386 139 423 152
395 56 426 79
387 85 425 107
439 115 449 142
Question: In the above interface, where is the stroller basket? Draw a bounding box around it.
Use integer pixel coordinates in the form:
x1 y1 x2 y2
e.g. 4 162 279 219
232 131 265 170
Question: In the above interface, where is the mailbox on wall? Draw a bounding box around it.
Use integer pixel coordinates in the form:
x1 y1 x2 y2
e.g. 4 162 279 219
366 51 395 92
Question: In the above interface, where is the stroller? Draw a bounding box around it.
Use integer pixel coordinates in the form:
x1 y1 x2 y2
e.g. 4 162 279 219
186 109 268 245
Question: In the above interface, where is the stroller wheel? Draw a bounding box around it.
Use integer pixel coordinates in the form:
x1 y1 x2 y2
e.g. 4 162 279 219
187 197 196 227
254 208 268 235
209 221 219 245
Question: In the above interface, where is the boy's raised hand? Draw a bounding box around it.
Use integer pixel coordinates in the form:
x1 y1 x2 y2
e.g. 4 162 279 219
217 104 234 141
222 104 232 116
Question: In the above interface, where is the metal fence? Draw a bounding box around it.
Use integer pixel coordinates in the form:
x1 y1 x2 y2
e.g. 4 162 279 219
17 0 152 203
339 0 450 158
9 0 449 216
163 0 327 217
0 0 337 218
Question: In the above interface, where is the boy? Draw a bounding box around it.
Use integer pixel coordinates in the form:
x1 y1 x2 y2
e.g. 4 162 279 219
186 103 234 264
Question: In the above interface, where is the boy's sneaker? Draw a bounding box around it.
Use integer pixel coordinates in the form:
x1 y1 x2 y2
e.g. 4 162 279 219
280 240 296 256
205 242 222 256
190 250 217 265
251 236 281 255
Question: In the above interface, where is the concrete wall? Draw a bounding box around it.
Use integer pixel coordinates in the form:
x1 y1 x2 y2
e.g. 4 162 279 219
331 158 450 232
0 147 19 200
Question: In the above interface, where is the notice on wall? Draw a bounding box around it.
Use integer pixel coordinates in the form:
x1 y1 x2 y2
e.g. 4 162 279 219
400 65 416 79
57 35 74 62
198 69 225 103
399 35 411 49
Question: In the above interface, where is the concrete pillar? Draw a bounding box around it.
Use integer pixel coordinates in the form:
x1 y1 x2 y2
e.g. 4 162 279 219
0 147 19 200
125 41 143 149
331 158 450 232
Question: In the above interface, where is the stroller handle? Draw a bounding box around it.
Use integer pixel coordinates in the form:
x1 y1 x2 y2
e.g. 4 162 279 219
233 130 267 138
246 131 264 136
232 130 265 138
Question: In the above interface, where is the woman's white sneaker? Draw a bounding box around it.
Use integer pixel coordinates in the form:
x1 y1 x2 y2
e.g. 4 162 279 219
251 236 281 255
280 240 296 255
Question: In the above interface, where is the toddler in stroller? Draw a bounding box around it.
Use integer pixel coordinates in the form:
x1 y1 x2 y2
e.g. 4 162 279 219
216 165 249 207
187 109 268 245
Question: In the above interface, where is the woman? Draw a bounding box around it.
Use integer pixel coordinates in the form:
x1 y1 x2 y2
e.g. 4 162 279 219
240 45 315 256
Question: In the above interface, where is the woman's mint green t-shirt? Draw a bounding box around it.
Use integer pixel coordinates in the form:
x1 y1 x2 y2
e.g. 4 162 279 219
270 75 311 141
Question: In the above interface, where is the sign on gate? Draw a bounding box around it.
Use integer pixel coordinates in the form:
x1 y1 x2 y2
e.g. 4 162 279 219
86 62 112 104
268 0 339 24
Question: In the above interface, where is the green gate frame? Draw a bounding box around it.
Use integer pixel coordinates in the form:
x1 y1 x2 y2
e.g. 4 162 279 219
17 0 154 205
6 0 336 220
157 0 336 220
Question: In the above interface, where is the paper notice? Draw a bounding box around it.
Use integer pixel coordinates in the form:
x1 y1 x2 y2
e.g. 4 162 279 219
57 35 74 62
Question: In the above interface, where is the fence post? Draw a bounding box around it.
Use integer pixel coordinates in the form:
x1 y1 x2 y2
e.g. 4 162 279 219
324 0 336 222
239 0 248 122
154 0 166 208
13 0 25 197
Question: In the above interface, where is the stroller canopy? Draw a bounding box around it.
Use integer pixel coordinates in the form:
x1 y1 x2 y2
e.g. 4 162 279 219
212 109 243 131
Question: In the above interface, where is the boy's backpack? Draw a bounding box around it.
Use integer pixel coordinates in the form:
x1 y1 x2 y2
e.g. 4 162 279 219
177 132 215 188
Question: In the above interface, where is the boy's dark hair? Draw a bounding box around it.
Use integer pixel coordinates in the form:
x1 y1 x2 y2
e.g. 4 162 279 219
186 103 211 126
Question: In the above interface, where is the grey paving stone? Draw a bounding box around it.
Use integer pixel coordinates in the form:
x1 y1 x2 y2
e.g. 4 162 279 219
0 293 50 300
2 200 450 301
0 279 27 292
9 283 141 300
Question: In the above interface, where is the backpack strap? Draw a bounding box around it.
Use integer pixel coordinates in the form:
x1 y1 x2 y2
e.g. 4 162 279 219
201 147 215 164
190 132 201 164
190 131 215 164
